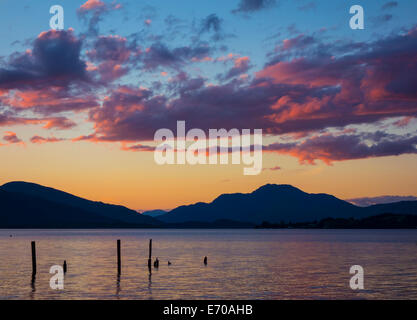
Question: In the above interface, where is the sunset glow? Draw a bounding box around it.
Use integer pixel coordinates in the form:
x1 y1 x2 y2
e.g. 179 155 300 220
1 0 416 211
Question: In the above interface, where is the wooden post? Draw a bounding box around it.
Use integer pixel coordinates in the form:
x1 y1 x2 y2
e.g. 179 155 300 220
31 241 36 275
117 239 121 275
63 260 67 273
148 239 152 269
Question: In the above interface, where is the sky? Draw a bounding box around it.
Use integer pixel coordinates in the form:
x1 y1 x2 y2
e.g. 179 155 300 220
1 0 417 211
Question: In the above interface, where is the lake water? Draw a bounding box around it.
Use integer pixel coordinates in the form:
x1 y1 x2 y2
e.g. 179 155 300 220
0 229 416 300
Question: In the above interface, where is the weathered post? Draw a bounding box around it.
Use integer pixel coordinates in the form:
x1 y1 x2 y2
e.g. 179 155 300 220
148 239 152 270
31 241 37 275
204 256 207 265
63 260 67 273
117 239 121 275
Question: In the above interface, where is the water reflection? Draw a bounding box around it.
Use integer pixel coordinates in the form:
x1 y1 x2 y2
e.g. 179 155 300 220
148 272 152 296
115 274 121 298
30 274 36 299
0 229 416 299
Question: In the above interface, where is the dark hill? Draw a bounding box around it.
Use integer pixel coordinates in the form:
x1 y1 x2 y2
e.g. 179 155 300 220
364 200 417 216
158 184 364 224
2 181 416 228
0 181 157 227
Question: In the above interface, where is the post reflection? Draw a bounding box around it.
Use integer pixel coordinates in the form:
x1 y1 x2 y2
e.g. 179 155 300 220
29 274 36 299
116 274 121 298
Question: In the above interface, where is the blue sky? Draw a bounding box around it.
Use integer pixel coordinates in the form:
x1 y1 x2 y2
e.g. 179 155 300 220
2 0 417 65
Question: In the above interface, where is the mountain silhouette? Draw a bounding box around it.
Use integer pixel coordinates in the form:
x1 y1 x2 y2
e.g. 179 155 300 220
0 181 158 228
158 184 417 224
364 200 417 216
141 209 167 218
1 181 416 228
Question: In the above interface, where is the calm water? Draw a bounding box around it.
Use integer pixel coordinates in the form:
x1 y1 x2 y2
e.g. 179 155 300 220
0 229 416 300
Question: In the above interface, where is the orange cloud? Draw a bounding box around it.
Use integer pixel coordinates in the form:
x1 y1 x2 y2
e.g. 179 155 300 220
3 131 23 145
80 0 105 11
3 88 98 114
30 135 64 144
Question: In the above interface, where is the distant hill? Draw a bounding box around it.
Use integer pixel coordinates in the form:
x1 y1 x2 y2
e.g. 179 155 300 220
158 184 417 224
0 181 158 228
257 214 417 229
347 195 417 207
364 201 417 216
141 209 167 218
158 184 364 224
1 181 416 228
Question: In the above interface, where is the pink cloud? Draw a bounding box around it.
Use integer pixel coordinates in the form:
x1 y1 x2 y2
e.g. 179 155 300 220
3 131 23 144
79 0 105 12
30 135 64 144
